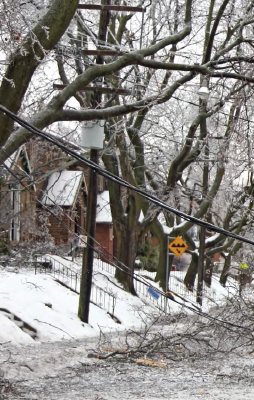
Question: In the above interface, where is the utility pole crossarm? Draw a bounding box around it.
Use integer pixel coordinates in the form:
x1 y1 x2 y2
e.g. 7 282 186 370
77 4 145 12
53 83 130 95
82 49 125 56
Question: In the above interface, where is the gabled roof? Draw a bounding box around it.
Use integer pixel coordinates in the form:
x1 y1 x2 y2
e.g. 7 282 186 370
41 170 84 207
3 146 35 190
4 150 19 171
5 147 32 174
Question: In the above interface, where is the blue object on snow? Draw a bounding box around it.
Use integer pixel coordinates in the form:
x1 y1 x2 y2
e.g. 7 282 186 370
148 287 160 300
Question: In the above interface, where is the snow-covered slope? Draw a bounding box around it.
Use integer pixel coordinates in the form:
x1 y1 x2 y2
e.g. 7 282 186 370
0 256 234 346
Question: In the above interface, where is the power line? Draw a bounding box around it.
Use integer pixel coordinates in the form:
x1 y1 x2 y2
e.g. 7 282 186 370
6 166 254 334
3 159 251 328
1 150 159 292
5 155 198 316
4 160 253 329
0 104 254 248
3 125 254 330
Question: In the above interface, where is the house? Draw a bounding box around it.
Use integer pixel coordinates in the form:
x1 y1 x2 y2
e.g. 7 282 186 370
1 139 114 258
40 169 86 245
0 146 36 243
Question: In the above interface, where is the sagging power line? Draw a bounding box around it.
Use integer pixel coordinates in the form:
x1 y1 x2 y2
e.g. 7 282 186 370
2 108 254 331
0 104 254 248
2 154 163 297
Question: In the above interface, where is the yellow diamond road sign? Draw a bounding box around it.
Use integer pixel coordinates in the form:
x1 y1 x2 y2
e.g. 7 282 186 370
168 236 188 258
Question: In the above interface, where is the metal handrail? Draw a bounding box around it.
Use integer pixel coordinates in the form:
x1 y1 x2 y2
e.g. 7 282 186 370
34 254 116 315
93 255 195 312
34 253 217 317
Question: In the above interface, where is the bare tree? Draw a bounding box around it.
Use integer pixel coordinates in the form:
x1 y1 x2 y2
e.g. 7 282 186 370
1 0 254 297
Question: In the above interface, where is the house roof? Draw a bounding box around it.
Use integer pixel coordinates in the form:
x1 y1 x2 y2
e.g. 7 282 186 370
3 146 35 190
4 150 19 171
41 170 84 207
96 191 112 223
4 146 32 175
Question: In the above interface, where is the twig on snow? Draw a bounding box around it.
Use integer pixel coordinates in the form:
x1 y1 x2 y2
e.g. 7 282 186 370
34 319 74 338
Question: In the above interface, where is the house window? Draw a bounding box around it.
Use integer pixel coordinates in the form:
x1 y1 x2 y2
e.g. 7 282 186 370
10 184 21 241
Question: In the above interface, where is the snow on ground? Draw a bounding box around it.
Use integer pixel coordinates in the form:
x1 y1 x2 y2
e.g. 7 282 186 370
0 257 253 400
0 256 236 346
0 267 151 345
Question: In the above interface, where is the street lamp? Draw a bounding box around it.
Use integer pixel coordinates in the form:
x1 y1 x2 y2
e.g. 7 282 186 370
198 78 209 100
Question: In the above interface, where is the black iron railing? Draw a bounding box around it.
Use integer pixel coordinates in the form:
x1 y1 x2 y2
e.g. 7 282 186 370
34 254 116 315
34 253 218 316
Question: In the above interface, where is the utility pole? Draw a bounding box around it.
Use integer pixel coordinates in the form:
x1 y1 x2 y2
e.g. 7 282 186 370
78 0 110 323
77 0 144 322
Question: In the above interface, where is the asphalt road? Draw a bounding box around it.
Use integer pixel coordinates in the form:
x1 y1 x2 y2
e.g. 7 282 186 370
1 333 254 400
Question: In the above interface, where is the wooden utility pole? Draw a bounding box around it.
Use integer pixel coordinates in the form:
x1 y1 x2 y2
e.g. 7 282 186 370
78 0 110 323
78 148 99 322
78 1 144 322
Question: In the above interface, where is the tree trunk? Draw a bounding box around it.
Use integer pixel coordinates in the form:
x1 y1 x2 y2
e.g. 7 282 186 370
114 226 137 295
0 0 79 147
143 218 169 290
204 256 213 288
102 149 140 294
220 255 231 286
184 252 199 291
